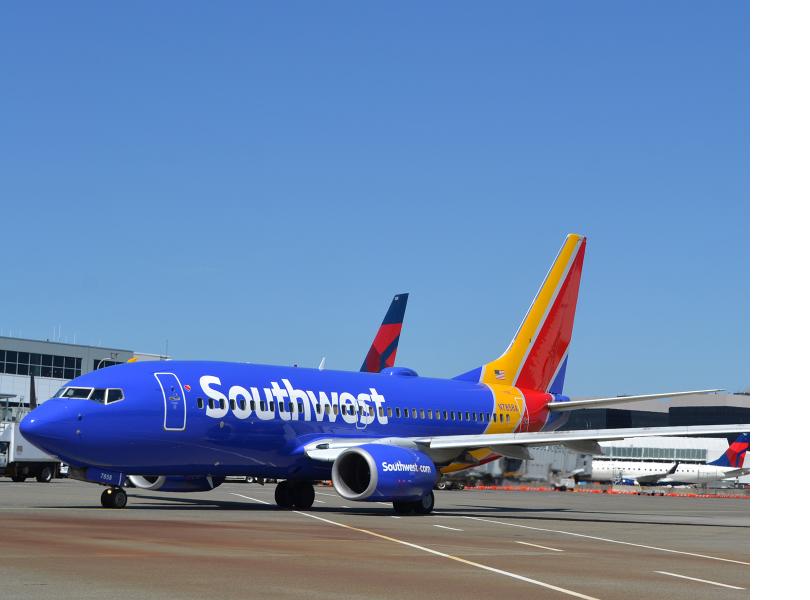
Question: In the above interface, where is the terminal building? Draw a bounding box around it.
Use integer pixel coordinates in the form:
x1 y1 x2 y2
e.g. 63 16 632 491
0 335 165 419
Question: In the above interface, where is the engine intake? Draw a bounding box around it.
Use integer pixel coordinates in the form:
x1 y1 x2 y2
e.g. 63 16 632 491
332 444 437 502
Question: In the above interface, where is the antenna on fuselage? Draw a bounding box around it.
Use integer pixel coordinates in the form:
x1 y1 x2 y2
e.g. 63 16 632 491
318 357 326 371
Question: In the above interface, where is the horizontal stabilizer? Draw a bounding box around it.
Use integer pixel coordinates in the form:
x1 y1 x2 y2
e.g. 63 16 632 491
547 389 723 412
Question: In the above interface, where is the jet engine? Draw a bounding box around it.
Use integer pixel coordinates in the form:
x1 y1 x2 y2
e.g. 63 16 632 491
127 475 224 492
332 444 437 502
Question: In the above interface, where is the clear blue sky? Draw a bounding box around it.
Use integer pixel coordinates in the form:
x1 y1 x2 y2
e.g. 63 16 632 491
0 2 749 396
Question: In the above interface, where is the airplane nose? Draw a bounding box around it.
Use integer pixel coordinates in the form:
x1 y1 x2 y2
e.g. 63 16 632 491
20 401 76 451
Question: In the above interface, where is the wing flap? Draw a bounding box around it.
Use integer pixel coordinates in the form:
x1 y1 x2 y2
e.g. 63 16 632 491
425 424 749 451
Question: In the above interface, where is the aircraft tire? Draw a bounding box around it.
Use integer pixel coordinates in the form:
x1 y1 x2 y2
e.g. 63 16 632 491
415 492 434 515
101 488 114 508
275 481 293 509
392 500 413 515
37 466 53 483
291 482 315 509
111 488 128 508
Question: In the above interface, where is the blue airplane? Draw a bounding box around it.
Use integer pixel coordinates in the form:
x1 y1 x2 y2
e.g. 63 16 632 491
20 234 748 513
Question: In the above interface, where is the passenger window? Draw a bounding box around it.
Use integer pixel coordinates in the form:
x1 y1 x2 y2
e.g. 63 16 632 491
208 398 214 409
499 413 504 423
240 400 246 410
90 388 106 403
387 407 393 417
230 399 236 410
427 410 433 420
443 411 448 420
420 409 425 419
465 412 470 421
395 408 401 418
106 389 124 404
403 408 409 418
197 398 204 409
219 399 225 410
250 400 255 411
269 401 275 412
298 401 303 413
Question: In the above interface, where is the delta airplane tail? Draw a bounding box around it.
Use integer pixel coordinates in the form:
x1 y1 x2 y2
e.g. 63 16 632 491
456 234 586 393
360 293 409 373
708 433 750 467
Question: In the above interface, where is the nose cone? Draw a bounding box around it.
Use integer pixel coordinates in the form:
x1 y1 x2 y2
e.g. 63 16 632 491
20 401 77 456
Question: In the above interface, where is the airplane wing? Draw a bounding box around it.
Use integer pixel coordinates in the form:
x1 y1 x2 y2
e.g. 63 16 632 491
547 389 723 412
304 424 750 461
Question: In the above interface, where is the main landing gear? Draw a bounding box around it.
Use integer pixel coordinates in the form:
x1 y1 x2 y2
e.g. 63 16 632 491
101 487 127 509
393 491 434 515
274 480 315 510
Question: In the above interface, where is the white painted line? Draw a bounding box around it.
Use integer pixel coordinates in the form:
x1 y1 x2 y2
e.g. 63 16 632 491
654 571 746 590
391 516 402 519
434 524 464 532
314 500 325 503
465 517 749 565
341 505 350 508
294 511 602 600
315 491 338 497
516 541 564 552
230 492 272 505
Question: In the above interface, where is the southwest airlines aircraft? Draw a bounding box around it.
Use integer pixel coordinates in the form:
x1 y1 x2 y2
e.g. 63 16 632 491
20 235 748 514
589 433 750 486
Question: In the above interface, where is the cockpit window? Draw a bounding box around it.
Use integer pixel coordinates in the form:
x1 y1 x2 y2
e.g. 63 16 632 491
106 389 124 403
59 387 125 404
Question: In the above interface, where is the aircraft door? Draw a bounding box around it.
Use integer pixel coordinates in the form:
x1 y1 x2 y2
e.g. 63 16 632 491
155 372 186 431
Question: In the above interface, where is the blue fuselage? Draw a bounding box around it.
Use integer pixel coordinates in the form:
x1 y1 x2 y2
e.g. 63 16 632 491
21 361 534 479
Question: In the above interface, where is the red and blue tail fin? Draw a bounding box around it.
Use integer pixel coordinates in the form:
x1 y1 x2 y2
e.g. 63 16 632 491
708 433 750 467
456 234 586 393
360 293 409 373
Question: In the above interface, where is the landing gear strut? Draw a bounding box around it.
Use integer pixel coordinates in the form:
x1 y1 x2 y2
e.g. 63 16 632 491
393 491 434 515
274 480 315 510
101 487 127 509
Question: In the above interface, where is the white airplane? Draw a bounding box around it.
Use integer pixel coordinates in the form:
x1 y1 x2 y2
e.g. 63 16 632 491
588 433 749 486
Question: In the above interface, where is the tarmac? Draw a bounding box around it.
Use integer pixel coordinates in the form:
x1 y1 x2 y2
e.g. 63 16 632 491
0 479 749 600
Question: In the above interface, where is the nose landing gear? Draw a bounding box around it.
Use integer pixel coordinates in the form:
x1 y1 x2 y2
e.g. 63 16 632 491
274 480 315 509
101 487 127 509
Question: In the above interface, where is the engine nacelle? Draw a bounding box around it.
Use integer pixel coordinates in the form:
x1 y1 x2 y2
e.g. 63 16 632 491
332 444 437 502
128 475 224 492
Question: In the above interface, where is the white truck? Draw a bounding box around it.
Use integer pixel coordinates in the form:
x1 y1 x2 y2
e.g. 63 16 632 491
0 420 61 482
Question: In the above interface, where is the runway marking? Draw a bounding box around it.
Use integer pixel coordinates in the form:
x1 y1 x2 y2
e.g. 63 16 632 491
654 571 746 590
230 492 272 505
341 505 350 508
516 541 564 552
434 525 464 531
294 511 602 599
315 491 338 497
315 500 325 503
464 517 749 565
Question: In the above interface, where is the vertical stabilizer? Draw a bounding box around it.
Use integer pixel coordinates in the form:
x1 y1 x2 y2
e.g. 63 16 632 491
474 234 586 392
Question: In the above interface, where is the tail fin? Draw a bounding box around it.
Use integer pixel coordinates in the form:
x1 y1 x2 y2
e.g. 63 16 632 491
360 293 409 373
457 234 586 392
708 433 750 467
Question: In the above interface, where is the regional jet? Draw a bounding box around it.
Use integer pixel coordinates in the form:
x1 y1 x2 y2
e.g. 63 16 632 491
588 433 750 486
20 234 748 513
